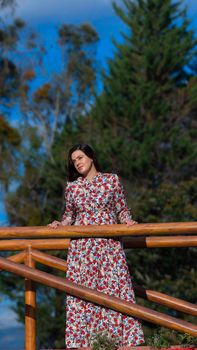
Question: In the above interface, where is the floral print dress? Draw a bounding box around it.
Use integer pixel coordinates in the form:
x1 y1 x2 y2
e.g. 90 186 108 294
62 172 144 348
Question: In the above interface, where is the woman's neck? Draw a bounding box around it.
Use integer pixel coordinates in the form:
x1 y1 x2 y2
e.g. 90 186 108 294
84 166 98 180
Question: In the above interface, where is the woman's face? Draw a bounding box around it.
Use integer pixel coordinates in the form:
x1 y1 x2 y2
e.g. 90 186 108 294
71 150 94 177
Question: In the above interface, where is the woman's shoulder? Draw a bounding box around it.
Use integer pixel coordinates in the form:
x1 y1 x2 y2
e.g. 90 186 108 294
65 180 78 189
100 172 120 182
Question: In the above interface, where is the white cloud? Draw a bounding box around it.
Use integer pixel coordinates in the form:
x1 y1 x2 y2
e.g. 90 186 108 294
1 0 194 29
0 303 20 329
14 0 116 23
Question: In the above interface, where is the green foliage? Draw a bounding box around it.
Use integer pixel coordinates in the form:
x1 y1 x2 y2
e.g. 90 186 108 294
178 333 197 346
146 328 173 347
0 16 99 349
35 274 67 349
92 333 117 350
16 22 98 158
0 58 19 99
133 178 197 223
88 0 197 183
146 328 197 347
0 0 197 348
0 115 20 188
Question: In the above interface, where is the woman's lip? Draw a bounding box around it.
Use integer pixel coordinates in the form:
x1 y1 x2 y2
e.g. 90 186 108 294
78 166 83 170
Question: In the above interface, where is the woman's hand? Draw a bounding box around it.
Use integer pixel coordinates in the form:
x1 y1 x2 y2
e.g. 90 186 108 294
48 219 70 228
125 219 138 227
48 220 62 229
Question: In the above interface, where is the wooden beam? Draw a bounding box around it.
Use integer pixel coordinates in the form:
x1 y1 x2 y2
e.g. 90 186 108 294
123 235 197 248
0 222 197 239
0 239 70 251
135 285 197 316
31 249 67 272
7 250 25 263
0 257 196 337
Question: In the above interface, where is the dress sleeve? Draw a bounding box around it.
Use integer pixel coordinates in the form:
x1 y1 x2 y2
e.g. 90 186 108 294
61 182 76 225
113 175 132 223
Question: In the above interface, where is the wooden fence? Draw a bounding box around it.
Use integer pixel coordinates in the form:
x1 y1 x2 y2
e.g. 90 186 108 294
0 222 197 350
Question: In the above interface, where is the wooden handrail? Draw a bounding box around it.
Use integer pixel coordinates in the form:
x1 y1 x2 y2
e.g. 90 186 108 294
0 222 197 239
123 235 197 248
26 248 197 317
0 238 70 250
31 249 67 272
6 250 25 263
0 235 197 251
0 251 25 272
0 222 197 349
0 256 196 337
134 285 197 317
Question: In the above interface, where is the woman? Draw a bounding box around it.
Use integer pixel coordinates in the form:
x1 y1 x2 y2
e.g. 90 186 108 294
49 143 144 348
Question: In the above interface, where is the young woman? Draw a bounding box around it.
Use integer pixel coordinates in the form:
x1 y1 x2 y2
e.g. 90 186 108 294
49 143 144 348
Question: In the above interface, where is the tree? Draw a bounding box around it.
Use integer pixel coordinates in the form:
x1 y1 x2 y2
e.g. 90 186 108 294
0 17 25 189
1 0 197 346
3 22 99 348
18 23 98 157
87 0 197 182
0 115 20 189
80 0 197 338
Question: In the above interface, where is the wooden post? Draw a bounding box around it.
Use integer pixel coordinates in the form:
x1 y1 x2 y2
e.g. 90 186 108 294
25 247 36 350
0 256 196 337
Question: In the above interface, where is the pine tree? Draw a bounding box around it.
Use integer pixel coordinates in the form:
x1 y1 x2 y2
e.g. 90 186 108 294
89 0 197 183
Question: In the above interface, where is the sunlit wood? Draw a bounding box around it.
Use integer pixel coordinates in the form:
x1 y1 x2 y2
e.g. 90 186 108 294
31 249 67 272
0 222 197 346
135 285 197 316
123 235 197 248
7 250 25 263
0 257 196 337
0 251 25 272
0 236 197 251
0 222 197 239
0 238 70 250
25 247 36 350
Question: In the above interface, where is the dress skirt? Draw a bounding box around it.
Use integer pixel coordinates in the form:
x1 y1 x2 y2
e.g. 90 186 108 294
65 238 144 348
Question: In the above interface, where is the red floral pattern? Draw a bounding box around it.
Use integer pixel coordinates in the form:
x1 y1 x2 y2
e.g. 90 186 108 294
63 173 144 348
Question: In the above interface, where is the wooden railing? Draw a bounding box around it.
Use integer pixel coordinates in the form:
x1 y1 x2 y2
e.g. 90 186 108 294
0 222 197 350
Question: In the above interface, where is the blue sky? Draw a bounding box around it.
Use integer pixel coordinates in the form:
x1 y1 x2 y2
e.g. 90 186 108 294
0 296 24 348
0 0 197 347
5 0 128 70
12 0 197 25
6 0 197 71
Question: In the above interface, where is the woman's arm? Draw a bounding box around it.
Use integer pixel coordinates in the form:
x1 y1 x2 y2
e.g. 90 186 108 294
113 175 137 226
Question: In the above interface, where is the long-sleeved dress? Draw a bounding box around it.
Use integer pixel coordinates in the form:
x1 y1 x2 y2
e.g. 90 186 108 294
62 172 144 348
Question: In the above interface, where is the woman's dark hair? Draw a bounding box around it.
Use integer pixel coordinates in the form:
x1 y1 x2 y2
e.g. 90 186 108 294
68 143 101 181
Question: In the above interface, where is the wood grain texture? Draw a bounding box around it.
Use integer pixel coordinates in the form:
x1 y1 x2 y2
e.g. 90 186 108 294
25 247 36 350
135 285 197 316
0 256 196 337
0 238 70 250
123 235 197 248
31 249 67 272
0 222 197 239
